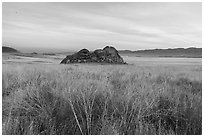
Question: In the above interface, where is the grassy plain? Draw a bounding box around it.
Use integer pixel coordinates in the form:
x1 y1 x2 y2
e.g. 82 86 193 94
2 55 202 135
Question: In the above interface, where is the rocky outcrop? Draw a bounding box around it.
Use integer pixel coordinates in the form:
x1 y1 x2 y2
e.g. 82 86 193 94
60 46 126 64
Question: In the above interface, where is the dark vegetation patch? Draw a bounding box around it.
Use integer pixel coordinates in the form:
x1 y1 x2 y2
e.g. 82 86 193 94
43 53 56 56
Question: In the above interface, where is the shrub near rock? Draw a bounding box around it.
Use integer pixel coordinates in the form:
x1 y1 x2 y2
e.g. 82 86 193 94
60 46 126 64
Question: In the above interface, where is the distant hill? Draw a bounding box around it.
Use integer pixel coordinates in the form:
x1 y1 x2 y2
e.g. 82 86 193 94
119 47 202 58
2 46 20 53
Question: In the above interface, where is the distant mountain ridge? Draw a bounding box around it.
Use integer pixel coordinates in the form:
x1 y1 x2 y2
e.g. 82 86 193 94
119 47 202 58
2 46 202 58
2 46 20 53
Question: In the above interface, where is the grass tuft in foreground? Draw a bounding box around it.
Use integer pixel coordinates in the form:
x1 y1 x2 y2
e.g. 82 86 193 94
2 65 202 135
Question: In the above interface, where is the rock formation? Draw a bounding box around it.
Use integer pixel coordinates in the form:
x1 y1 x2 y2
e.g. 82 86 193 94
60 46 126 64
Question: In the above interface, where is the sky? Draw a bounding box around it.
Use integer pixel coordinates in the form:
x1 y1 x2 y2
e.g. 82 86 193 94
2 2 202 53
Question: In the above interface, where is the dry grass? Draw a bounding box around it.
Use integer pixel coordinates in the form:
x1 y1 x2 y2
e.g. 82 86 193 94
2 63 202 135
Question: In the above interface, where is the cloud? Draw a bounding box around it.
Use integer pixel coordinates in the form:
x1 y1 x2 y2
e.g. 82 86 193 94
2 2 202 52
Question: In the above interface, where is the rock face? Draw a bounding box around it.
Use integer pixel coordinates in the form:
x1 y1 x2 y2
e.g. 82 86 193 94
60 46 126 64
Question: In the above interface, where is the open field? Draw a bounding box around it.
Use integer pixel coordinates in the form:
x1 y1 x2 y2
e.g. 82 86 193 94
2 53 65 64
2 54 202 135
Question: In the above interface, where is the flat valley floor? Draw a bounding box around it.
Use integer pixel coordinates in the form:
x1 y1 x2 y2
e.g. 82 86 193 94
2 53 202 135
